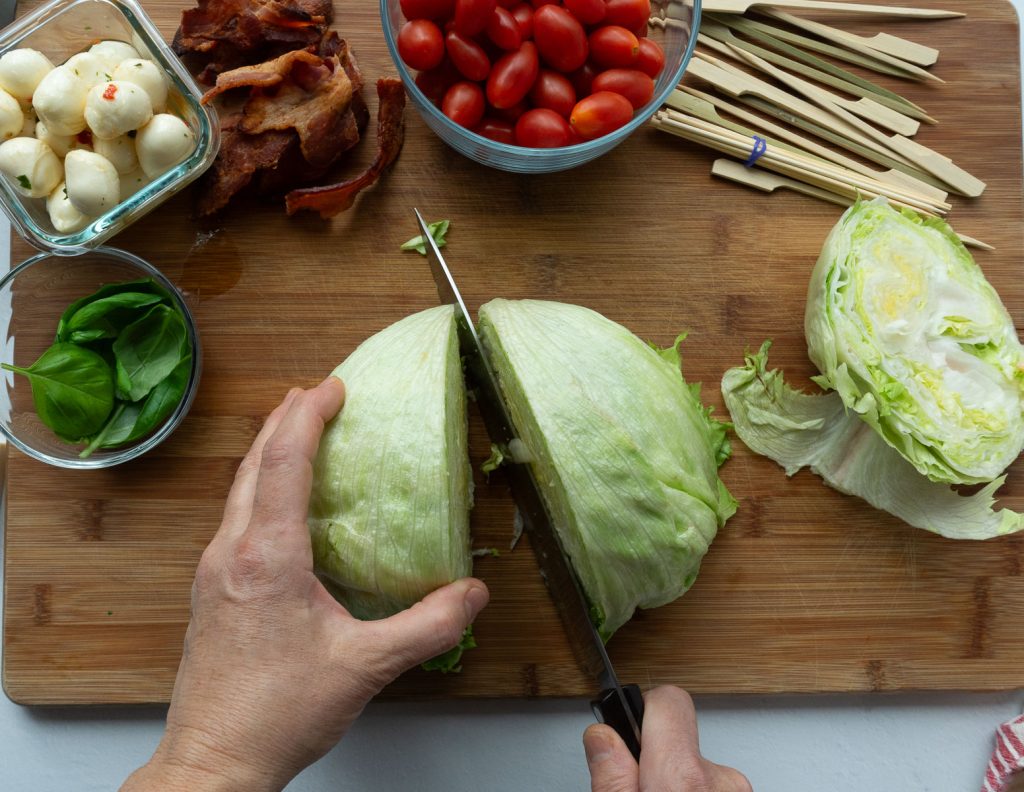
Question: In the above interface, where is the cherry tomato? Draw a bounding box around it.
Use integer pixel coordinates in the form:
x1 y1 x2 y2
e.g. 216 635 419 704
446 30 492 81
400 0 455 21
509 4 534 39
563 0 606 25
636 37 665 78
486 7 522 51
415 58 460 104
515 108 573 147
496 0 518 6
454 0 497 36
529 69 576 117
495 98 530 121
530 0 559 7
533 6 588 73
486 40 539 109
398 20 446 71
442 81 486 128
588 25 640 68
591 68 653 108
568 61 598 96
603 0 650 34
475 116 516 143
569 90 633 139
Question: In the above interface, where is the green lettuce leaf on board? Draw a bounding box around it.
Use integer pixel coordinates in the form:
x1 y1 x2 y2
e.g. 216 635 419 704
477 299 736 639
309 305 474 663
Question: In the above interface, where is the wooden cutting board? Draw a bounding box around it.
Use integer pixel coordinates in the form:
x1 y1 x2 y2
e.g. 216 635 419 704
4 0 1023 705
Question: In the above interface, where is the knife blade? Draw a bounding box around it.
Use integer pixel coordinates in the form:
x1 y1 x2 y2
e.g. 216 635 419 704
414 209 644 759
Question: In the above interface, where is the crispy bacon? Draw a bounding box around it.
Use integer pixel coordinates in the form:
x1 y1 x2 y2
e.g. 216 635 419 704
285 78 406 218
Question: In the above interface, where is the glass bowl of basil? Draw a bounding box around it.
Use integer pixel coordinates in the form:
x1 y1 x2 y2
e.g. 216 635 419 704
0 247 200 468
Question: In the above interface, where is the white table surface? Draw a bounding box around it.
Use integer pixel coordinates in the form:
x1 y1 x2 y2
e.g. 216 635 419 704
4 4 1024 790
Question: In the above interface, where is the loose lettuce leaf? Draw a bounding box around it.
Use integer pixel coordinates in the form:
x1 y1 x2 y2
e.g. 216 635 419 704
421 626 476 674
478 299 736 638
722 342 1024 540
806 198 1024 485
309 305 473 621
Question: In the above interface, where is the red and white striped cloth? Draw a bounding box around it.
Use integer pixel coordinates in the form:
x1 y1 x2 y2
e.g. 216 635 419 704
983 715 1024 792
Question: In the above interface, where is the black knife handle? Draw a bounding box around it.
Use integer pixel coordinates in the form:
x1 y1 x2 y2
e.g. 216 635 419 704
591 683 645 761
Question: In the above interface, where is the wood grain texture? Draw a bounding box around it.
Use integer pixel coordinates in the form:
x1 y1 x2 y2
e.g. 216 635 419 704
4 0 1024 705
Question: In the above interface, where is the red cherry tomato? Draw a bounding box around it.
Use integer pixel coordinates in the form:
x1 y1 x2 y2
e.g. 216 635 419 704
496 0 518 6
400 0 456 20
495 98 530 121
591 68 654 108
454 0 497 36
603 0 651 34
486 40 539 109
636 37 665 78
398 20 446 71
442 81 487 128
509 4 534 39
475 117 517 143
446 30 492 81
530 0 559 7
568 61 598 96
529 69 576 117
415 58 460 104
569 90 633 139
588 25 640 68
533 6 588 73
563 0 606 25
515 108 573 147
486 7 522 51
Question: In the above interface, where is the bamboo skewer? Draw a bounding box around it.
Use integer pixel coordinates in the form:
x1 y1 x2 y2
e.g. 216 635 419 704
699 0 962 19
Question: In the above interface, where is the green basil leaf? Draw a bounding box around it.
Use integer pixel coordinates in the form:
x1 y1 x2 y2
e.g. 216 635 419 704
64 292 164 341
2 343 114 439
113 304 188 402
100 355 191 450
57 279 173 342
68 328 111 344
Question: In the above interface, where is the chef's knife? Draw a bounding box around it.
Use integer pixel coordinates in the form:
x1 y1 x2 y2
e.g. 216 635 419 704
414 209 645 760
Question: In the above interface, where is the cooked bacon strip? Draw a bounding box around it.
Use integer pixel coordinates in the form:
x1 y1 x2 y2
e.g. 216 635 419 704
285 79 406 218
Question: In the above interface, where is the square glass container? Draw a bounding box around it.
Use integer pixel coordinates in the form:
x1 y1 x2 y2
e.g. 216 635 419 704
0 0 219 254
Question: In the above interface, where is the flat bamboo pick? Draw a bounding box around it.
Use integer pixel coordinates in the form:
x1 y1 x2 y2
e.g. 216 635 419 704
725 45 986 196
697 37 921 136
699 0 962 18
698 18 934 122
709 159 993 250
672 87 948 202
760 10 943 82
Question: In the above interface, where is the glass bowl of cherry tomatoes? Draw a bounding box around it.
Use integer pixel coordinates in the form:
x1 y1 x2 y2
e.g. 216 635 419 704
382 0 699 172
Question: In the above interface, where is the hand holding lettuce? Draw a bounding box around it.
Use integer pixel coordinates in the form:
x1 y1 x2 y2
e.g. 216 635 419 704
722 199 1024 539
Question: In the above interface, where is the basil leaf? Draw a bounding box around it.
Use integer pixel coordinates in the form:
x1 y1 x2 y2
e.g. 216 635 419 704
97 355 191 450
79 402 128 459
64 292 164 341
114 304 188 402
2 343 114 439
57 279 173 342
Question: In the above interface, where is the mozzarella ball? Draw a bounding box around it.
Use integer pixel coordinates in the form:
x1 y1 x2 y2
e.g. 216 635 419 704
135 114 194 178
0 49 54 104
34 119 76 157
64 52 109 88
118 166 150 201
0 89 24 141
112 59 167 112
84 81 152 140
88 41 140 72
0 137 62 197
93 133 137 174
19 108 36 137
33 66 90 135
46 181 90 234
64 149 119 215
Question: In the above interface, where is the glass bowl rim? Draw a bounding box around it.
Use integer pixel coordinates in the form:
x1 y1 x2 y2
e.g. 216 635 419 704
379 0 702 161
0 245 202 469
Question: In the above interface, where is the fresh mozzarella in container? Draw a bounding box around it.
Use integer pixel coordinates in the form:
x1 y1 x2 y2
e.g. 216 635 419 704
64 149 119 215
34 119 75 157
88 41 140 72
33 66 90 135
46 181 90 234
0 137 62 197
84 81 152 139
118 166 150 201
0 49 54 104
93 133 137 174
112 59 167 112
64 52 110 88
136 114 195 178
0 89 24 140
19 108 36 137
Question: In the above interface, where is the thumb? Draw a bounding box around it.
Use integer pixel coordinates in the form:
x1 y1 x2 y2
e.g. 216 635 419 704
364 578 489 678
584 724 638 792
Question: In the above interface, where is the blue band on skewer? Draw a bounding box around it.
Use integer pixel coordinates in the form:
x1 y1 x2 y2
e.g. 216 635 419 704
744 136 767 168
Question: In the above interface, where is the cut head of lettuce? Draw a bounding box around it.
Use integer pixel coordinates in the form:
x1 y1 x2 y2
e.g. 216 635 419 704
308 305 472 627
805 198 1024 485
478 299 736 639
